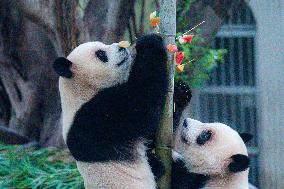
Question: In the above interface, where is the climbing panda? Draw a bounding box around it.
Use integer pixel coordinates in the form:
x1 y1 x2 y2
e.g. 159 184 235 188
173 118 252 189
53 34 168 189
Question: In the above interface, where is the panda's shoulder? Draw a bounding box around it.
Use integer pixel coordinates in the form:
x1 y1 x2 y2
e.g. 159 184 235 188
86 83 129 106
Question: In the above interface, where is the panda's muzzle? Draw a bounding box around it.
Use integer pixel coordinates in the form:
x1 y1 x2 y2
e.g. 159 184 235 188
117 56 128 67
117 50 130 67
181 133 189 144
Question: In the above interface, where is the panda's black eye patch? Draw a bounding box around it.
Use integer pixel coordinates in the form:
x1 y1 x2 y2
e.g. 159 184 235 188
95 50 108 63
196 130 212 145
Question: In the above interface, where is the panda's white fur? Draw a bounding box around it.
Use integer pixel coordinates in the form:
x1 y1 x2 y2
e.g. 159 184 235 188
173 118 250 189
54 34 168 189
76 143 155 189
60 42 132 141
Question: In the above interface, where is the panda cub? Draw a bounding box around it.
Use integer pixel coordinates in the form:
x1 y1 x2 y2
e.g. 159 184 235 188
172 81 252 189
53 34 168 189
173 119 252 189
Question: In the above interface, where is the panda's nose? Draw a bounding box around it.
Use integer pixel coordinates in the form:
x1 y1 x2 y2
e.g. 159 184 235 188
118 46 126 52
183 120 188 128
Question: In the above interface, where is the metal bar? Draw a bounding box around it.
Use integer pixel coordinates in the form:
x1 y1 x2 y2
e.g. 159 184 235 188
231 95 237 130
218 25 256 31
198 86 256 94
229 38 235 86
220 38 226 85
204 94 210 122
222 94 228 124
247 5 253 24
240 95 246 133
237 6 241 24
229 9 233 25
250 100 257 146
247 38 254 86
212 39 218 86
245 5 249 24
211 41 218 122
238 38 244 85
216 25 256 38
193 91 201 120
248 147 260 156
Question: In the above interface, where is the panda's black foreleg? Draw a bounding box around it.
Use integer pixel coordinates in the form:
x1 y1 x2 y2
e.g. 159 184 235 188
147 151 165 182
68 82 164 162
173 80 192 131
128 34 168 106
172 159 209 189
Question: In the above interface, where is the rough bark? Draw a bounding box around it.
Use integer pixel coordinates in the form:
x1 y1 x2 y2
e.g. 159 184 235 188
0 126 30 144
156 1 176 188
0 0 134 147
0 80 10 126
83 0 135 43
0 1 61 145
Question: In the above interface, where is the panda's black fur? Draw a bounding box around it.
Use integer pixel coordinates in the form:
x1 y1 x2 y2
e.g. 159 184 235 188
66 34 168 162
173 80 192 131
172 159 209 189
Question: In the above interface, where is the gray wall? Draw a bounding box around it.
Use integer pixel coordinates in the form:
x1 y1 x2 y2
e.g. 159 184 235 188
249 0 284 188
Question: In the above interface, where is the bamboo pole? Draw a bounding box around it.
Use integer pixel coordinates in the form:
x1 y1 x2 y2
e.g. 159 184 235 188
156 0 176 188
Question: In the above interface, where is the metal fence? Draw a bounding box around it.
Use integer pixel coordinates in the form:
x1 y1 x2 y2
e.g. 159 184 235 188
191 3 259 186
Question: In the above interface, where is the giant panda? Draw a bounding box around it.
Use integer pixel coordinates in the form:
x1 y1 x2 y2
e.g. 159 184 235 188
170 81 252 189
53 34 168 189
172 118 252 189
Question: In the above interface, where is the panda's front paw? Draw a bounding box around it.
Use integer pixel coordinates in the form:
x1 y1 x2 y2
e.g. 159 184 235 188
135 34 166 56
129 34 168 88
174 80 192 109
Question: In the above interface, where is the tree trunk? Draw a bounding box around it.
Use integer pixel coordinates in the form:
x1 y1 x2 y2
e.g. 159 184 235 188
155 0 176 188
0 80 10 126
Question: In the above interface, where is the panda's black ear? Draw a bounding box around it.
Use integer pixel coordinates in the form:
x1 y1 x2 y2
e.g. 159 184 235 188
228 154 250 173
53 57 73 78
239 133 253 143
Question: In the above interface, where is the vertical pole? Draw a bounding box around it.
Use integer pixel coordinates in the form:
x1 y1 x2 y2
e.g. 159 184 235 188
156 0 176 188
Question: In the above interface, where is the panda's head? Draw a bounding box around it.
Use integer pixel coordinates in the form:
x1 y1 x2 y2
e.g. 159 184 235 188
53 42 132 99
173 118 252 176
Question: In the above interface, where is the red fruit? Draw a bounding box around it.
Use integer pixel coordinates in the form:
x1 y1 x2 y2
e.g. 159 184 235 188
175 52 185 65
182 35 194 43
